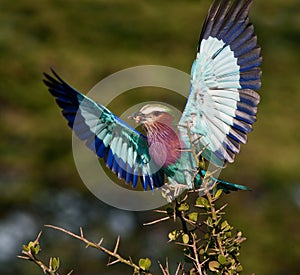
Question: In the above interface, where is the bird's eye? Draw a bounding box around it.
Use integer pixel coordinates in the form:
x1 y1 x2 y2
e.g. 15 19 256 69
153 111 161 116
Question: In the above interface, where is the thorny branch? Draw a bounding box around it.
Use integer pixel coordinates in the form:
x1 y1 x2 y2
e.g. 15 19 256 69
44 225 150 275
19 125 247 274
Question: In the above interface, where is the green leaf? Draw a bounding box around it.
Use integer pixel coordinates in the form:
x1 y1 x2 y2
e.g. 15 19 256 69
138 258 151 271
221 220 231 231
199 160 205 170
50 257 60 271
195 197 209 209
206 216 213 227
168 232 175 241
208 261 220 271
32 244 40 255
214 217 222 227
182 234 189 244
22 244 29 252
218 254 227 265
27 241 40 255
178 202 189 211
187 212 199 222
168 230 181 241
214 189 223 200
236 264 243 272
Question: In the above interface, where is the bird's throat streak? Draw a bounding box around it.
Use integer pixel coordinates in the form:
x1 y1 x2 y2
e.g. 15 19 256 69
144 122 181 167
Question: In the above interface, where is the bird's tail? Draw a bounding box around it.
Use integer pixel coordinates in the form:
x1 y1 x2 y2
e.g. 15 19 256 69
196 169 251 193
214 177 251 193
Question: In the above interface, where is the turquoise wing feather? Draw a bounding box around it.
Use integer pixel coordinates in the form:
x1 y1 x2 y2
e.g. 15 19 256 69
179 0 262 167
44 70 165 190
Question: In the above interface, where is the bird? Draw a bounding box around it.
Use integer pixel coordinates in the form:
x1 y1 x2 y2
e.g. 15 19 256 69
44 0 262 196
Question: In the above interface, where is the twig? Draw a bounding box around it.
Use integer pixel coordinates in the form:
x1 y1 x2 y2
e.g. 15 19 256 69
143 216 170 226
44 225 144 273
18 231 73 275
158 258 170 275
174 262 182 275
191 234 203 275
205 191 224 256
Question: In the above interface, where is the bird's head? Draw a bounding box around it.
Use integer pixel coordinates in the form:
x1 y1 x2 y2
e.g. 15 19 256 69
129 104 174 126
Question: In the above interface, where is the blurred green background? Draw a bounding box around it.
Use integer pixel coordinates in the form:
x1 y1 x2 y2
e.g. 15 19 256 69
0 0 299 274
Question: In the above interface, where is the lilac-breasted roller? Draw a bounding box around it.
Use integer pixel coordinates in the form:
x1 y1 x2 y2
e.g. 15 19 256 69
44 0 262 194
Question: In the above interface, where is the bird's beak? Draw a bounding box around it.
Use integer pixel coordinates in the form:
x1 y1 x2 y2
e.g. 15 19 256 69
128 112 145 123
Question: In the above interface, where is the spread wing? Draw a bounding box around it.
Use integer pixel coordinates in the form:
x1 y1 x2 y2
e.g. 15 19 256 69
44 70 165 190
179 0 262 167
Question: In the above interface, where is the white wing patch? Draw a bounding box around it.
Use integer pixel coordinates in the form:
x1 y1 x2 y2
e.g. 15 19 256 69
193 37 241 89
179 37 243 165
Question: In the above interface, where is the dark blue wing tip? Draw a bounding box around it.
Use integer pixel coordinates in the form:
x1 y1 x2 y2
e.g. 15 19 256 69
43 69 82 100
43 68 62 87
198 0 261 57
